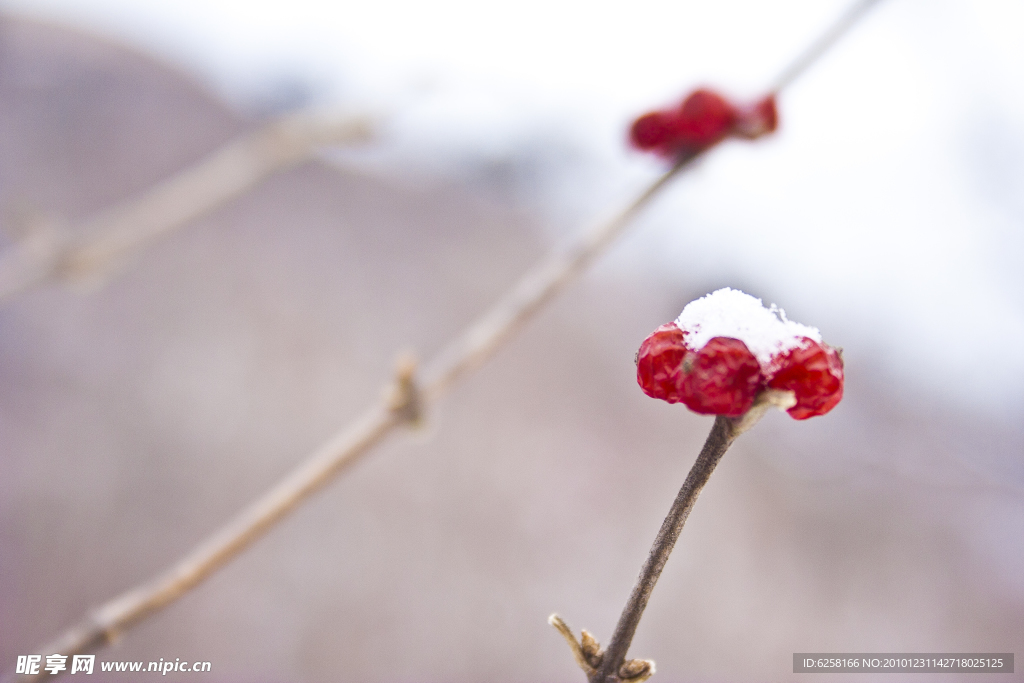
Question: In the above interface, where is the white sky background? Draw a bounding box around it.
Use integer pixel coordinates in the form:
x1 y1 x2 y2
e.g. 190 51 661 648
4 0 1024 416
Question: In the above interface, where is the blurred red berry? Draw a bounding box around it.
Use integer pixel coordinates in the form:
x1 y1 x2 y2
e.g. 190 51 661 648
671 89 737 152
767 339 844 419
629 89 778 158
678 337 763 417
734 94 778 139
630 111 677 152
636 323 689 403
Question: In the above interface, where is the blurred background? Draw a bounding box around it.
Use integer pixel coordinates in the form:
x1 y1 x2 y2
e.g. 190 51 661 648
0 0 1022 681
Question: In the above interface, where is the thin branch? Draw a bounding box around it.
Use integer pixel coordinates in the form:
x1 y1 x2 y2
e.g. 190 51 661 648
0 109 374 303
768 0 885 94
583 391 794 683
592 415 737 683
10 358 420 678
420 153 694 401
6 154 694 682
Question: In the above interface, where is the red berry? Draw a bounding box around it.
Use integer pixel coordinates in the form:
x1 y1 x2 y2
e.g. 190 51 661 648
678 337 763 417
734 94 778 139
630 111 677 152
629 89 779 158
636 323 689 403
670 89 738 152
767 339 844 420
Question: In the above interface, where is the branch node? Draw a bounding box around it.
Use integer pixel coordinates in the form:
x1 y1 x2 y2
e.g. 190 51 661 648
89 607 124 646
386 352 423 426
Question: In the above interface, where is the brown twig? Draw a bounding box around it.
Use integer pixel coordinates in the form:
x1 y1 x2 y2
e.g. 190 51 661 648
17 374 410 673
4 152 694 682
0 108 374 303
593 414 738 683
553 391 795 683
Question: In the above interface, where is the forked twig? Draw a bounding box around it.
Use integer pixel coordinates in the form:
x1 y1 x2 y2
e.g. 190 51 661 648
556 392 794 683
0 108 374 302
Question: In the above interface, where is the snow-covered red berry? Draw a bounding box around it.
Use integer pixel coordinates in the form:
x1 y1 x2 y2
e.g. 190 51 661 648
635 288 844 420
636 323 689 403
678 337 763 416
766 338 844 419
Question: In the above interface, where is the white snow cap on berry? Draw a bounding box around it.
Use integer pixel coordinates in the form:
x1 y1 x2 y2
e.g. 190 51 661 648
675 288 821 368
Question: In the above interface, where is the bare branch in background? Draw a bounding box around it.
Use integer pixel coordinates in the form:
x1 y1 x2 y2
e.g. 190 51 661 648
9 150 695 681
0 108 374 303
